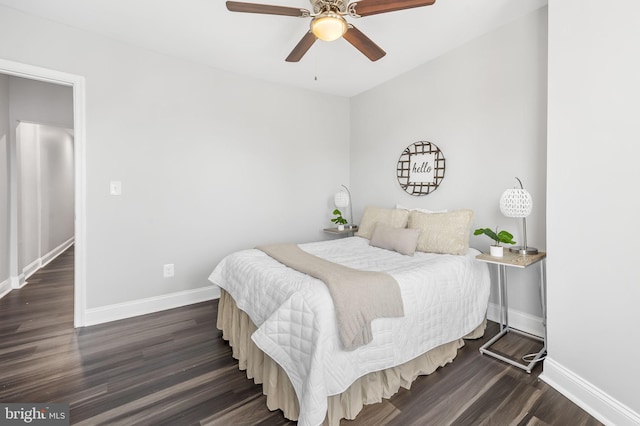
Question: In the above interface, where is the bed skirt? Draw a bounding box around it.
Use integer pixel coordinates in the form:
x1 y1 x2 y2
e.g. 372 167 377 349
217 289 485 425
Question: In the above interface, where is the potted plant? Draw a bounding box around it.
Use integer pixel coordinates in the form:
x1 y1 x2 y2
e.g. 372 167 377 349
331 209 348 231
473 227 516 257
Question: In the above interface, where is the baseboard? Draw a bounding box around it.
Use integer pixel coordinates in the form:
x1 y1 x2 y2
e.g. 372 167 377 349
21 237 75 283
4 239 75 297
540 357 640 426
9 274 25 290
21 258 42 282
84 285 221 326
486 302 544 338
41 237 74 269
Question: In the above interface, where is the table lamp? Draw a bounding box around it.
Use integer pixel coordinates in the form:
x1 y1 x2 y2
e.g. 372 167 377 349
499 177 538 255
334 185 355 229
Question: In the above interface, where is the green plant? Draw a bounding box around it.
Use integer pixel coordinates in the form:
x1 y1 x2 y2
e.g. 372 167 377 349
473 227 516 247
331 209 348 226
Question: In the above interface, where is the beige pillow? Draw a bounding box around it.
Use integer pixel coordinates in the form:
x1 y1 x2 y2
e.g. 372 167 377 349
355 207 410 239
408 209 474 255
369 223 421 256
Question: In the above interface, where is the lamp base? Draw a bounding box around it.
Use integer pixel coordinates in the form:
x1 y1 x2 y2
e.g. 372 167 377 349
509 246 539 255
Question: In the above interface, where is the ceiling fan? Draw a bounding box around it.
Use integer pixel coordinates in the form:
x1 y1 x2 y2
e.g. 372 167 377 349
226 0 436 62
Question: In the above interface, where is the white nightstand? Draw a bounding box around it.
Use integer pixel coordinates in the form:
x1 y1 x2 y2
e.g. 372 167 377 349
476 250 547 373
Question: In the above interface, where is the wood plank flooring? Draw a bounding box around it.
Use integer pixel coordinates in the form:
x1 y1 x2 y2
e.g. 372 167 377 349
0 246 604 425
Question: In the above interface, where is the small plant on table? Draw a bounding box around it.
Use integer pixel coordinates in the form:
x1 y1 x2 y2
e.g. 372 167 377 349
474 227 516 257
331 209 348 229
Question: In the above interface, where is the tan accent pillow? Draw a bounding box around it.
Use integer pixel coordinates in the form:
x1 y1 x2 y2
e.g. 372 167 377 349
355 207 410 240
408 209 474 255
369 224 421 256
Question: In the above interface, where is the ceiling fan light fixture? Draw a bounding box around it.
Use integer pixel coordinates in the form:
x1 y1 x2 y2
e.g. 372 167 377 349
311 12 347 42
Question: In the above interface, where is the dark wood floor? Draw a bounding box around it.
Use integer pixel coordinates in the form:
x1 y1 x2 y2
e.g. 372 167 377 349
0 246 603 425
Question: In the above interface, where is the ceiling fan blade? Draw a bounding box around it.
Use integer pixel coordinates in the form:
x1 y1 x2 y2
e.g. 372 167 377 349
349 0 436 17
285 32 317 62
343 25 386 61
226 1 310 17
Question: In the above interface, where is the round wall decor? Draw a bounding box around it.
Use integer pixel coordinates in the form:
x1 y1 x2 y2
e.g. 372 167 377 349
397 141 445 196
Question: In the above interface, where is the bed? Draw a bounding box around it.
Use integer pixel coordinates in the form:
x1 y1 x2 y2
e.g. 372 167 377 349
208 207 490 426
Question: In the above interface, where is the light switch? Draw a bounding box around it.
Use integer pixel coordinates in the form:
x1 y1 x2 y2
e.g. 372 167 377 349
110 181 122 196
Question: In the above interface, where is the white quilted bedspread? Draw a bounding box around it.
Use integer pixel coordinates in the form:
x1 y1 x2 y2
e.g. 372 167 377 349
208 237 490 426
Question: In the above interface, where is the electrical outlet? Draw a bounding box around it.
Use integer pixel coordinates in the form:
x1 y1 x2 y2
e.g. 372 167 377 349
110 181 122 196
163 264 174 278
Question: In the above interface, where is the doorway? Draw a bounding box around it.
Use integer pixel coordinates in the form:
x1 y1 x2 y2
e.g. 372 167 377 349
0 58 87 327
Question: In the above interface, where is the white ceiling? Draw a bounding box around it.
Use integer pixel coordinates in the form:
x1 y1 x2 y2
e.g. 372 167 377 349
0 0 547 97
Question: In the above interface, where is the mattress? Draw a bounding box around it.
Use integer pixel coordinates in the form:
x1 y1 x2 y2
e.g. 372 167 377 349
208 236 490 426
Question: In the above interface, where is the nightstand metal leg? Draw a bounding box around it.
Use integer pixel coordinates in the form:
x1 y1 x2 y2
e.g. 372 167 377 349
479 259 547 374
539 259 547 356
497 264 508 331
501 264 508 329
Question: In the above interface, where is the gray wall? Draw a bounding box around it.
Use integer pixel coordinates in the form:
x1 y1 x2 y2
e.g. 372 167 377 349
0 74 9 292
350 9 548 329
545 0 640 422
0 5 351 310
37 125 75 255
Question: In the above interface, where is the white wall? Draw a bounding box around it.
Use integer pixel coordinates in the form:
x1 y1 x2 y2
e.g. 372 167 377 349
0 6 350 317
0 73 9 296
38 125 74 254
543 1 640 424
350 8 548 330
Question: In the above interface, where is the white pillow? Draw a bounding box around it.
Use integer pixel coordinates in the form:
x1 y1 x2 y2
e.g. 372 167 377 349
407 209 474 255
355 207 410 240
369 223 421 256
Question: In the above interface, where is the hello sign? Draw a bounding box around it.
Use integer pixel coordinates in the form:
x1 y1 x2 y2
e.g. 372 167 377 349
397 141 445 196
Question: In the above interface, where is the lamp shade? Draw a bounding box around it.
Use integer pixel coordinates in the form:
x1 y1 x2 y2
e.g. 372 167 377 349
311 12 347 42
500 188 533 218
334 190 349 208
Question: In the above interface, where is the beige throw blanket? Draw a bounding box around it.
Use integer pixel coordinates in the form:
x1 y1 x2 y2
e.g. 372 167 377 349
256 243 405 350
